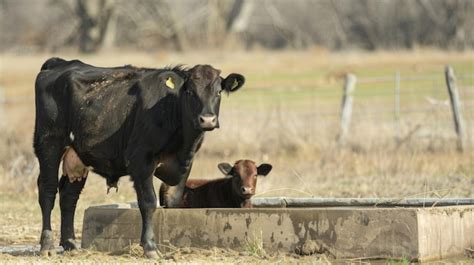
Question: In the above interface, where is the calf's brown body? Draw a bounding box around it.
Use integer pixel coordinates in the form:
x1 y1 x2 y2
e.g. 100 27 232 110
159 160 272 208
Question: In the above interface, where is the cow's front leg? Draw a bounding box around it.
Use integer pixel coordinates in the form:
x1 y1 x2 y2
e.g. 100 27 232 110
157 161 193 208
58 174 87 251
164 174 187 208
132 165 159 258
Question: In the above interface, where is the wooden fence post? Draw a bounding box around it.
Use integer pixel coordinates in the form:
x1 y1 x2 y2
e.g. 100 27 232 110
0 85 5 129
338 73 357 145
394 71 401 141
445 66 466 152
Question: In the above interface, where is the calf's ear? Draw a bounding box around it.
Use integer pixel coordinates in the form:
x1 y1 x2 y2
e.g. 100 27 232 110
257 164 272 176
140 71 184 109
222 73 245 93
218 162 233 176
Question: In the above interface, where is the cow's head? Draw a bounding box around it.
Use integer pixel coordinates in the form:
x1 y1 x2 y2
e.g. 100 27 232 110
183 65 244 131
218 160 272 199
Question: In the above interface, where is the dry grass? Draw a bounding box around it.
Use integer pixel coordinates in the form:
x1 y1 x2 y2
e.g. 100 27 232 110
0 50 472 263
0 49 472 198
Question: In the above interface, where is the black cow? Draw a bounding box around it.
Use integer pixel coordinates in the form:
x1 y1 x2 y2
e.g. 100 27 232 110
33 57 244 258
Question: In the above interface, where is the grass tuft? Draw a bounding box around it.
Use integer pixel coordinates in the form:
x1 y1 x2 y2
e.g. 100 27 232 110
244 230 267 258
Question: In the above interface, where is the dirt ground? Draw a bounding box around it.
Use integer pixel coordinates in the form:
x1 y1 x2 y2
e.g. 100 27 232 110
0 175 342 264
0 192 338 264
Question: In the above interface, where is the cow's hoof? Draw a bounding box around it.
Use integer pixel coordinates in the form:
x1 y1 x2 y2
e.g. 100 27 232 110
64 249 82 256
144 250 160 259
40 249 56 257
39 230 55 256
60 238 79 251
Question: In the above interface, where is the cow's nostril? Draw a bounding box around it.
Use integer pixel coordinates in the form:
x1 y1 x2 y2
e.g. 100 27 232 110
199 117 205 123
241 187 246 193
211 117 216 123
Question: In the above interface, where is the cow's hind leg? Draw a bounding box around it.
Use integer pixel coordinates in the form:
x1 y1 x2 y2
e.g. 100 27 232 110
35 137 64 256
59 175 87 251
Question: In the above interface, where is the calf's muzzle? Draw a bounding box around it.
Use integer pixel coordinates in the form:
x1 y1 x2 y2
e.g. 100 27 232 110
241 186 254 195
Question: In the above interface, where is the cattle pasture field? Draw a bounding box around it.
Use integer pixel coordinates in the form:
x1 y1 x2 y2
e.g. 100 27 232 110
0 50 473 263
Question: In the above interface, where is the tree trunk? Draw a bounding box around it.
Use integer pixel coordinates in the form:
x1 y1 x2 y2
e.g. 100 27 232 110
229 0 254 33
75 0 114 53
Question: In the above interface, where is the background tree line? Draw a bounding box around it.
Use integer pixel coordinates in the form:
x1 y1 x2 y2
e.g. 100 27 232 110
1 0 473 53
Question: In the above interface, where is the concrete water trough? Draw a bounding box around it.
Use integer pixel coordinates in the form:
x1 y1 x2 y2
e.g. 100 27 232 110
81 198 474 262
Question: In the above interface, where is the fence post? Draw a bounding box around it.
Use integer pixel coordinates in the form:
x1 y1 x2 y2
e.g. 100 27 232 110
445 66 466 152
395 71 400 141
394 71 401 141
338 73 357 145
0 85 5 129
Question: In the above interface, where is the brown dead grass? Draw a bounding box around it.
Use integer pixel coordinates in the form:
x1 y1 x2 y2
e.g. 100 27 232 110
0 50 473 263
0 49 472 201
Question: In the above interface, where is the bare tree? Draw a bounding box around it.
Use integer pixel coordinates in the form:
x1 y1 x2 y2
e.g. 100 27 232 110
115 0 187 51
416 0 473 49
1 0 473 52
75 0 115 53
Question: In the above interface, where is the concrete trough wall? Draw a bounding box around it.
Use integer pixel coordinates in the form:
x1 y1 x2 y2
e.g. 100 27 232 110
81 198 474 262
251 197 474 208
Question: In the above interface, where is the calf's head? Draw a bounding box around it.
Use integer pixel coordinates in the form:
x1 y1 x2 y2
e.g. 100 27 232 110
183 65 244 131
218 160 272 199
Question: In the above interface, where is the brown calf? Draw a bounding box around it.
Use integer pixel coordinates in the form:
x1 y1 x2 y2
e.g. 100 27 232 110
159 160 272 208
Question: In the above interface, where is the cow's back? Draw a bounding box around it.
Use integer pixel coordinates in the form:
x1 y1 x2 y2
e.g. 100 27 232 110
40 57 74 71
34 58 145 175
35 58 140 136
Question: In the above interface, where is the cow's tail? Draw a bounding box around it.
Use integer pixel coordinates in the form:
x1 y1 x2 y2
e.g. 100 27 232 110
40 57 68 71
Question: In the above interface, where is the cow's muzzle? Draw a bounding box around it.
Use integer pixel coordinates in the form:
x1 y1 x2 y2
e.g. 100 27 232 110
241 186 254 198
199 114 217 131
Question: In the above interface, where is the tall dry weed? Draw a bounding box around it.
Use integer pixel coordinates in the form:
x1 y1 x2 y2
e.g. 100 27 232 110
0 130 38 195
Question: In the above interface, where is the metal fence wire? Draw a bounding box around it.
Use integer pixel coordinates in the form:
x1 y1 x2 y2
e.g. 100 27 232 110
0 67 472 150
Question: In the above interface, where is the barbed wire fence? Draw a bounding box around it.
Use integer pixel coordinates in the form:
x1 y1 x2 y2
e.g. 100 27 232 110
217 65 473 155
0 66 472 185
335 66 473 152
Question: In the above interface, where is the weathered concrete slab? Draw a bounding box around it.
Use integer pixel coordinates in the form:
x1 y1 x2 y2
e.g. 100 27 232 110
81 199 474 262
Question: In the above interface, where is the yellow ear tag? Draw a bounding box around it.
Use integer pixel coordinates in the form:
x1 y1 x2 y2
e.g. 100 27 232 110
231 80 239 89
166 77 175 89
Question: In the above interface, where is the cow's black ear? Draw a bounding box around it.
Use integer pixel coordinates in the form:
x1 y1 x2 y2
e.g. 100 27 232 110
218 162 233 175
222 73 245 93
140 71 184 109
257 164 272 177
